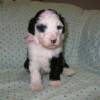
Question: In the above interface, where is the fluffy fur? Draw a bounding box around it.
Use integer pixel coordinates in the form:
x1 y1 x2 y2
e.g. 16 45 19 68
24 9 74 91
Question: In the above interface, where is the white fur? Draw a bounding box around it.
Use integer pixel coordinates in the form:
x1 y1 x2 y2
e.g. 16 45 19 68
27 10 64 91
35 10 64 49
28 39 62 91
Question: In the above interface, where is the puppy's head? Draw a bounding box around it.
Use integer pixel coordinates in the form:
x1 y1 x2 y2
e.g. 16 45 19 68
28 9 65 49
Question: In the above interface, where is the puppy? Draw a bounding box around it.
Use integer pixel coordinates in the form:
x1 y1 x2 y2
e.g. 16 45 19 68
24 9 74 91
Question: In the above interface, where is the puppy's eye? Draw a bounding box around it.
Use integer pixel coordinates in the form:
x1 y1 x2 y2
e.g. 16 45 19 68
36 24 47 32
57 25 63 30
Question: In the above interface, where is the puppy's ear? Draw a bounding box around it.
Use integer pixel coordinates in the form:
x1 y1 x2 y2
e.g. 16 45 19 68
58 14 65 33
28 9 45 35
28 18 35 35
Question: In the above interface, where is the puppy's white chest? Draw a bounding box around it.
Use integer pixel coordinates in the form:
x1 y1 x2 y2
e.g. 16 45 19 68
37 50 51 72
28 43 62 72
28 44 51 72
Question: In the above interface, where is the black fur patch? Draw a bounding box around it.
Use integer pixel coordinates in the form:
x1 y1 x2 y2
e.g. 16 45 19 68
24 58 30 72
36 24 47 33
49 52 69 80
28 9 45 35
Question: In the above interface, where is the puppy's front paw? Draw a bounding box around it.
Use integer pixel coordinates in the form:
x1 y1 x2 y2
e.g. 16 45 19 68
49 81 62 88
31 83 43 92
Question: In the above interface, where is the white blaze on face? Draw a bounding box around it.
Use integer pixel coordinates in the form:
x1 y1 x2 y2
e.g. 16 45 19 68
35 10 64 49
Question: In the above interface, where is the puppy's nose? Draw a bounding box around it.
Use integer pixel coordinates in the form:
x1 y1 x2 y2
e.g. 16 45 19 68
51 39 57 44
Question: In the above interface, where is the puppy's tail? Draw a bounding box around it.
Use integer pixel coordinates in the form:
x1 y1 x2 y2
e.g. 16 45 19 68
24 58 30 72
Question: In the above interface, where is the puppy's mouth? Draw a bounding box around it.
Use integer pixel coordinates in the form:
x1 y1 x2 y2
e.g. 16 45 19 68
40 42 62 49
49 44 60 49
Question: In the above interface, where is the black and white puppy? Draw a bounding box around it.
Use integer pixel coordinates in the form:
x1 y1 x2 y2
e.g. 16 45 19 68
24 9 74 91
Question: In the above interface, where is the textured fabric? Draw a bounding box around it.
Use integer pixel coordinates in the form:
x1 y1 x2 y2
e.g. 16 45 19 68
0 0 100 100
0 68 100 100
65 10 100 74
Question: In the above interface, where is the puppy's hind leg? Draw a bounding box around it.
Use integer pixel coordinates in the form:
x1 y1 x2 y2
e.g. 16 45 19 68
63 60 75 76
24 58 30 72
